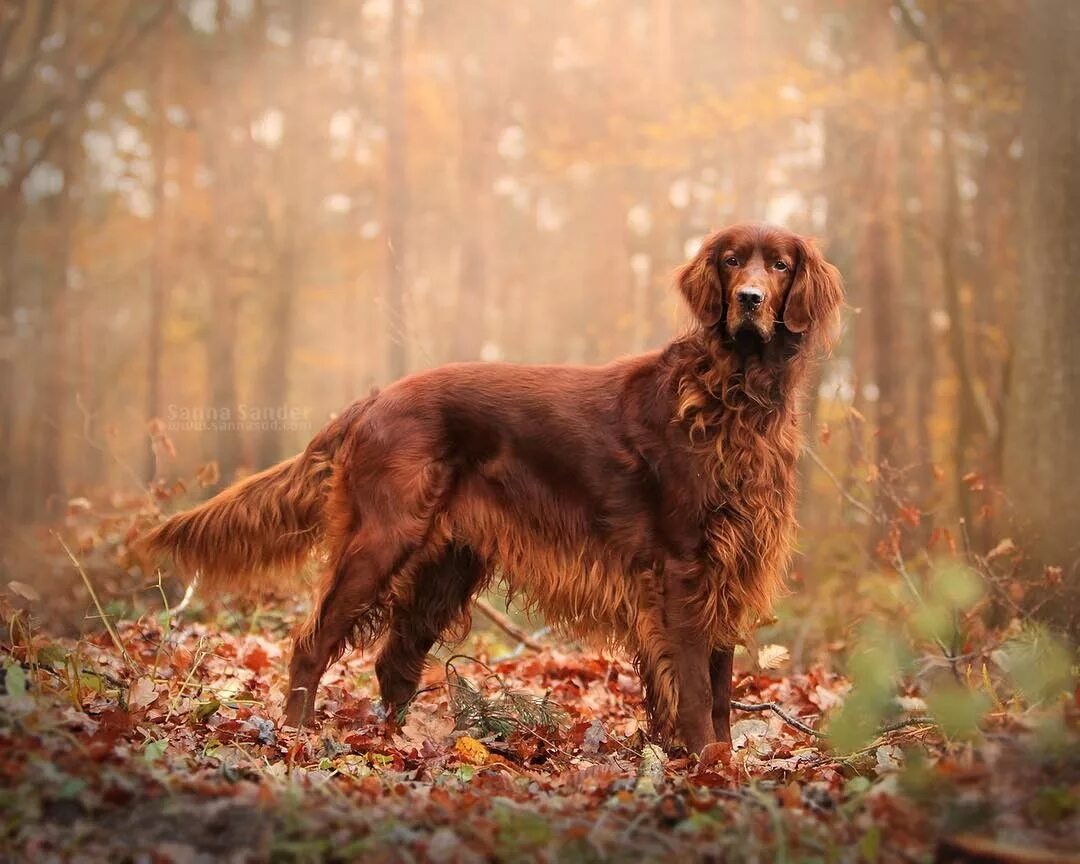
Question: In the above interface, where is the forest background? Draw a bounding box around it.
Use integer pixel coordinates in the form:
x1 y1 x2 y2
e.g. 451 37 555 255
1 1 1078 860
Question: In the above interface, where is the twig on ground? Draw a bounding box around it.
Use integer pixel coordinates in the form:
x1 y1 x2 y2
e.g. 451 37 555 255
876 716 936 735
732 699 823 738
474 599 545 651
732 698 936 743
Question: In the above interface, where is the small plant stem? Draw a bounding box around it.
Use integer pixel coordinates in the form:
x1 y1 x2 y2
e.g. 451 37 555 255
52 530 138 672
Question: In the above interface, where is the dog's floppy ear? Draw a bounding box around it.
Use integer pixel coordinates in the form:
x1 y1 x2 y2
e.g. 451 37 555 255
677 234 722 327
784 236 843 339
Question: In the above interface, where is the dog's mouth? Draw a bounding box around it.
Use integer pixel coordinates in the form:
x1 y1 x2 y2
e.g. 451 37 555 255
725 319 773 354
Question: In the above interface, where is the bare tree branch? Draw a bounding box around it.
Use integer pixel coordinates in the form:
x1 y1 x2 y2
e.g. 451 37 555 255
0 0 116 134
0 0 31 72
8 1 170 189
0 0 56 123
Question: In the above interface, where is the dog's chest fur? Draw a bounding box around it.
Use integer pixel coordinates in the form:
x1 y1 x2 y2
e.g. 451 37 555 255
671 346 806 644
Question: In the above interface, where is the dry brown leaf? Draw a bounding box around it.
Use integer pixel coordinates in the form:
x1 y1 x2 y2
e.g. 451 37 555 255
758 644 790 670
7 580 40 602
986 538 1018 561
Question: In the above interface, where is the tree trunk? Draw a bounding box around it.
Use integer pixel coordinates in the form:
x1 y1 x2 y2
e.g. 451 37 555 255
1002 0 1080 599
866 129 903 478
203 0 243 483
255 0 306 467
907 120 938 507
452 57 490 363
384 0 408 380
145 5 173 481
33 99 73 519
0 204 18 522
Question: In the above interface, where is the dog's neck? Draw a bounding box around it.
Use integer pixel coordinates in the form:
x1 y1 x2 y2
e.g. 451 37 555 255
671 328 809 422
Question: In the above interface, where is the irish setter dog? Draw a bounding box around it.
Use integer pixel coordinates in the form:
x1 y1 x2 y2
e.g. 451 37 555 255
139 222 843 754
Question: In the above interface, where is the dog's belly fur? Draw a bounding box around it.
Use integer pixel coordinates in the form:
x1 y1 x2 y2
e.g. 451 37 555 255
448 488 644 648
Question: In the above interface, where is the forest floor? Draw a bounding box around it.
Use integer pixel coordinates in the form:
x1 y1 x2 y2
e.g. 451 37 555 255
2 605 1079 864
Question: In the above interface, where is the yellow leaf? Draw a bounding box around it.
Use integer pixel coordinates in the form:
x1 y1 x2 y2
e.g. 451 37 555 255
453 736 489 765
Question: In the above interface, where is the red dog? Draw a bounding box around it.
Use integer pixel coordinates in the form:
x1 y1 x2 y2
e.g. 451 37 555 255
139 222 842 753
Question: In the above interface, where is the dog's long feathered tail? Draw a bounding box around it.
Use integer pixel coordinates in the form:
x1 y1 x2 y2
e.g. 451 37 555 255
137 408 357 596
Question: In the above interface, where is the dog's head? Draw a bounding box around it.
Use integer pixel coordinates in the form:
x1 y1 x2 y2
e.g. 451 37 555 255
677 223 844 357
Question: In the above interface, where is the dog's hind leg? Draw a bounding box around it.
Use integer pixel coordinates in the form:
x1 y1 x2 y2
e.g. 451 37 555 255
284 457 452 727
285 540 396 727
375 544 485 718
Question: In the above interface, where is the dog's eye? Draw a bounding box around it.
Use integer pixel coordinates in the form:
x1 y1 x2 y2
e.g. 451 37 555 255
773 261 788 271
724 256 739 267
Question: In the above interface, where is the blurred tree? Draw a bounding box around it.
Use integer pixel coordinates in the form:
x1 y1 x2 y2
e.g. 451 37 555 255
0 0 166 518
866 10 903 483
254 0 307 467
145 3 176 481
384 0 408 379
897 0 1000 523
449 6 494 362
201 0 244 484
29 1 74 520
1003 0 1080 597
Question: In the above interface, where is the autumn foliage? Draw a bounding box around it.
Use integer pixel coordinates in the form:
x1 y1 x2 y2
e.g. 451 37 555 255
2 0 1080 860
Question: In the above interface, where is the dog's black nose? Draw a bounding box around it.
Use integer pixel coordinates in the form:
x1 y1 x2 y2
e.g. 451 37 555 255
737 287 765 309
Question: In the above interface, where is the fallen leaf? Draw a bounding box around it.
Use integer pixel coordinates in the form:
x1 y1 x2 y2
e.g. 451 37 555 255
697 741 732 771
875 744 904 772
454 736 489 765
128 677 159 710
636 743 667 795
399 711 455 746
7 581 40 602
144 737 168 762
986 538 1017 561
758 644 790 670
731 719 769 748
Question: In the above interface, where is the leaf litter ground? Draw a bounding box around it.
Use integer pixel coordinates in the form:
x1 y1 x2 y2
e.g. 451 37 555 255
1 614 1078 863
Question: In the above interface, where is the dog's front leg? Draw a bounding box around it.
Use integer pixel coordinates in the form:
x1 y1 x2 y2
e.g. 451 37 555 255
663 570 716 755
709 646 734 744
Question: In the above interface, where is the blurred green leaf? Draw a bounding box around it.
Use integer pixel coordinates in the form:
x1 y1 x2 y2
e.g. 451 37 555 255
493 801 552 850
194 698 221 721
144 737 168 762
3 663 27 700
925 684 989 740
999 626 1075 705
911 604 952 643
858 824 881 863
828 627 911 752
828 688 886 753
57 777 87 799
36 645 68 668
929 564 983 610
